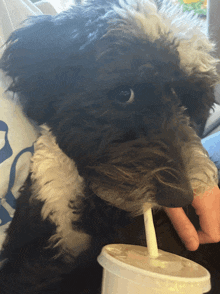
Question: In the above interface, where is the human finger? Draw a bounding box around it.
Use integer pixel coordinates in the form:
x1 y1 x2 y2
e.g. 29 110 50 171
192 187 220 244
164 207 199 251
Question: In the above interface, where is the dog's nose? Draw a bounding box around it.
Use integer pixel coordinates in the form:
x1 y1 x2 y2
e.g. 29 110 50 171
155 188 194 208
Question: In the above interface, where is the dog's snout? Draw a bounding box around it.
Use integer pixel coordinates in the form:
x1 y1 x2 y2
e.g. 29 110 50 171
155 188 194 208
154 168 194 208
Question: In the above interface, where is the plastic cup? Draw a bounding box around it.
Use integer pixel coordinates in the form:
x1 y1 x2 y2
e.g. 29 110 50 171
97 244 211 294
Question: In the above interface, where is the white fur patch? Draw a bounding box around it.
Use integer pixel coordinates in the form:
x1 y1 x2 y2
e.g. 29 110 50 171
112 0 219 84
181 126 218 196
30 125 90 257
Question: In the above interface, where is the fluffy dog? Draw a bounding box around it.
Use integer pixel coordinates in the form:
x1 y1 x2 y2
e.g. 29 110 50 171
0 0 220 293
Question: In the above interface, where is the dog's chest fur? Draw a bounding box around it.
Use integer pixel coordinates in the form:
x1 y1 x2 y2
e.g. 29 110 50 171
30 126 91 256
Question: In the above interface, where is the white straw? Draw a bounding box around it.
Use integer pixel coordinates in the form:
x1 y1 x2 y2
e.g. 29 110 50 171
143 204 159 258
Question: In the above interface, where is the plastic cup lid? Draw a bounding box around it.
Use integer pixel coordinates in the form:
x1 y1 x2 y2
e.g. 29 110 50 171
97 244 211 293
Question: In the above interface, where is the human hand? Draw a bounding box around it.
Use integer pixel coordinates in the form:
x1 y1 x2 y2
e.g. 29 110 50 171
164 186 220 251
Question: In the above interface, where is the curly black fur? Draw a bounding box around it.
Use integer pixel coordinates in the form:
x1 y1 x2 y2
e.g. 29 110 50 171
0 0 220 293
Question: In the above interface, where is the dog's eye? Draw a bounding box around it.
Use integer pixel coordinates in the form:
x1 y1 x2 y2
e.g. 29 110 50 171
118 89 135 104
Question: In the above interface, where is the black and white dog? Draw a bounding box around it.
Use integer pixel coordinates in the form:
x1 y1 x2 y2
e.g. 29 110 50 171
0 0 220 293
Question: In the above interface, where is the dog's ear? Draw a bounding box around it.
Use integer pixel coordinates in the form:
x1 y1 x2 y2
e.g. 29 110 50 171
0 12 97 125
0 16 57 124
171 76 216 137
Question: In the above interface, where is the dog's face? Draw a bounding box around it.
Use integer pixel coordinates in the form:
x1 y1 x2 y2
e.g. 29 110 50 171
0 0 219 214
